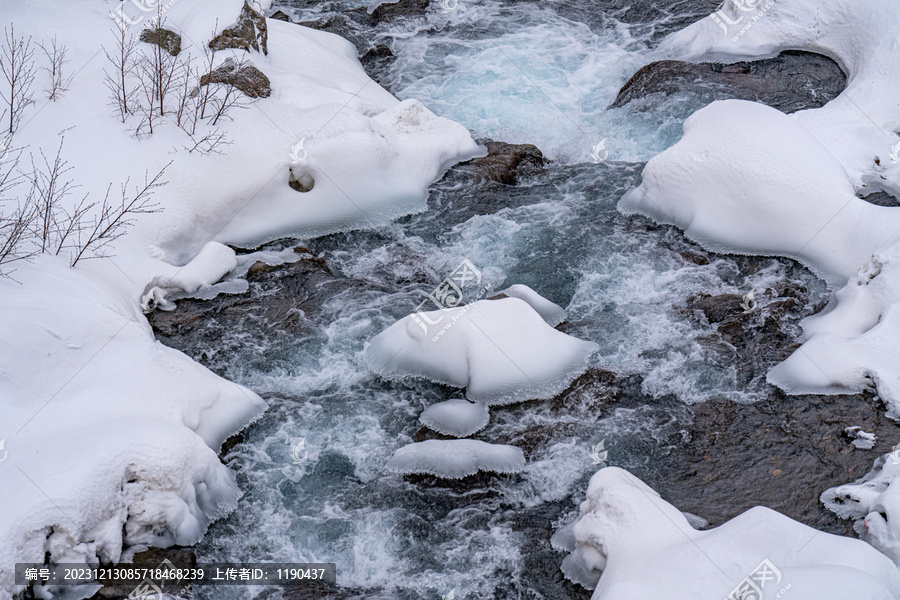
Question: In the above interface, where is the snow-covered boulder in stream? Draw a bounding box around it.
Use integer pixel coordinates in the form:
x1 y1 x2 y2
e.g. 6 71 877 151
386 439 525 478
366 297 598 405
420 399 490 437
555 467 900 599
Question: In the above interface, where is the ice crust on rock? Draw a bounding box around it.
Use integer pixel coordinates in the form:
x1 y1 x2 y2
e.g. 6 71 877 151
558 468 900 599
419 399 490 437
366 297 597 405
385 439 525 478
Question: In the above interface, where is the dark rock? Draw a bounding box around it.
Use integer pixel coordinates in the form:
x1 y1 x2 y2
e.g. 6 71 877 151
468 141 546 185
610 51 846 114
345 0 432 25
139 27 181 56
688 293 746 323
209 0 269 55
645 391 900 535
270 10 291 22
200 62 271 98
359 44 396 85
859 190 900 207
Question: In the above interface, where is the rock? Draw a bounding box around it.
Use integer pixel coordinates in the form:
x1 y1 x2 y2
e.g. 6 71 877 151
200 62 271 98
687 293 746 323
345 0 432 25
359 44 395 85
139 27 181 56
270 10 291 22
88 547 196 599
610 50 846 114
209 0 268 55
468 141 546 185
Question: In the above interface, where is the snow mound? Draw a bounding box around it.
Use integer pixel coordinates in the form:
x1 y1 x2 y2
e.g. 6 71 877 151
495 284 567 327
366 297 597 405
823 453 900 564
385 439 525 478
419 399 490 438
558 467 900 598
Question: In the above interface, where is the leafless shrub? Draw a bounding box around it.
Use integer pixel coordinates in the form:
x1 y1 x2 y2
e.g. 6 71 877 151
38 36 71 101
70 163 168 266
0 25 36 134
103 25 139 122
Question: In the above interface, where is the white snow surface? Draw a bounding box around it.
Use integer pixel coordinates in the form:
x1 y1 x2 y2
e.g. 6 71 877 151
557 467 900 599
495 284 567 327
385 439 525 478
419 399 490 437
0 0 480 596
366 297 598 405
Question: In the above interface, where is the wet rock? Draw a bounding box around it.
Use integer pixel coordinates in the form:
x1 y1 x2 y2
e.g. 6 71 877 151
611 51 846 114
210 0 268 55
148 246 368 372
644 391 900 536
200 61 271 98
270 10 291 22
345 0 432 25
688 293 746 323
359 44 396 85
468 141 546 185
139 27 181 56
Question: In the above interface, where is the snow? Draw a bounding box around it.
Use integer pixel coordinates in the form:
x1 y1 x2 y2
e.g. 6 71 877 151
845 426 878 450
823 452 900 564
495 284 567 327
419 399 490 438
0 0 480 596
365 297 598 405
385 439 525 478
556 467 900 599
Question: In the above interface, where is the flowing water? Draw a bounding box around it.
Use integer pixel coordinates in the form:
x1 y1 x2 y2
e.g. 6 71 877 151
182 2 829 598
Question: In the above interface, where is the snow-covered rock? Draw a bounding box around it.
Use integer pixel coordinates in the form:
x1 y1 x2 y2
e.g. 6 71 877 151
385 439 525 478
823 452 900 564
496 284 567 327
556 467 900 599
366 297 597 405
419 399 490 438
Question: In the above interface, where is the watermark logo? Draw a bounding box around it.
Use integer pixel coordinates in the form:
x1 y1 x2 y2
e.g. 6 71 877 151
740 291 756 313
890 140 900 164
410 259 490 341
440 0 458 12
589 439 608 465
710 0 777 41
725 559 790 600
289 438 309 465
0 439 6 464
290 138 307 162
590 139 608 163
110 0 180 31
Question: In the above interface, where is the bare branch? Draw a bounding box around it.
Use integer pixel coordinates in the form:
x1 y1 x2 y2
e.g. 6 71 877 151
0 24 37 134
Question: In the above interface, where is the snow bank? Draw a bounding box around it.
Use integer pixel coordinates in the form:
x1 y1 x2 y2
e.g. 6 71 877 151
385 439 525 478
556 467 900 598
366 297 597 405
419 399 490 437
0 258 264 596
823 453 900 565
1 0 480 595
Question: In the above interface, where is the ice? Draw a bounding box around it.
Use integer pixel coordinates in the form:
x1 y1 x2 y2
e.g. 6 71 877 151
365 297 598 405
385 439 525 478
495 284 567 327
419 399 490 438
558 467 900 598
